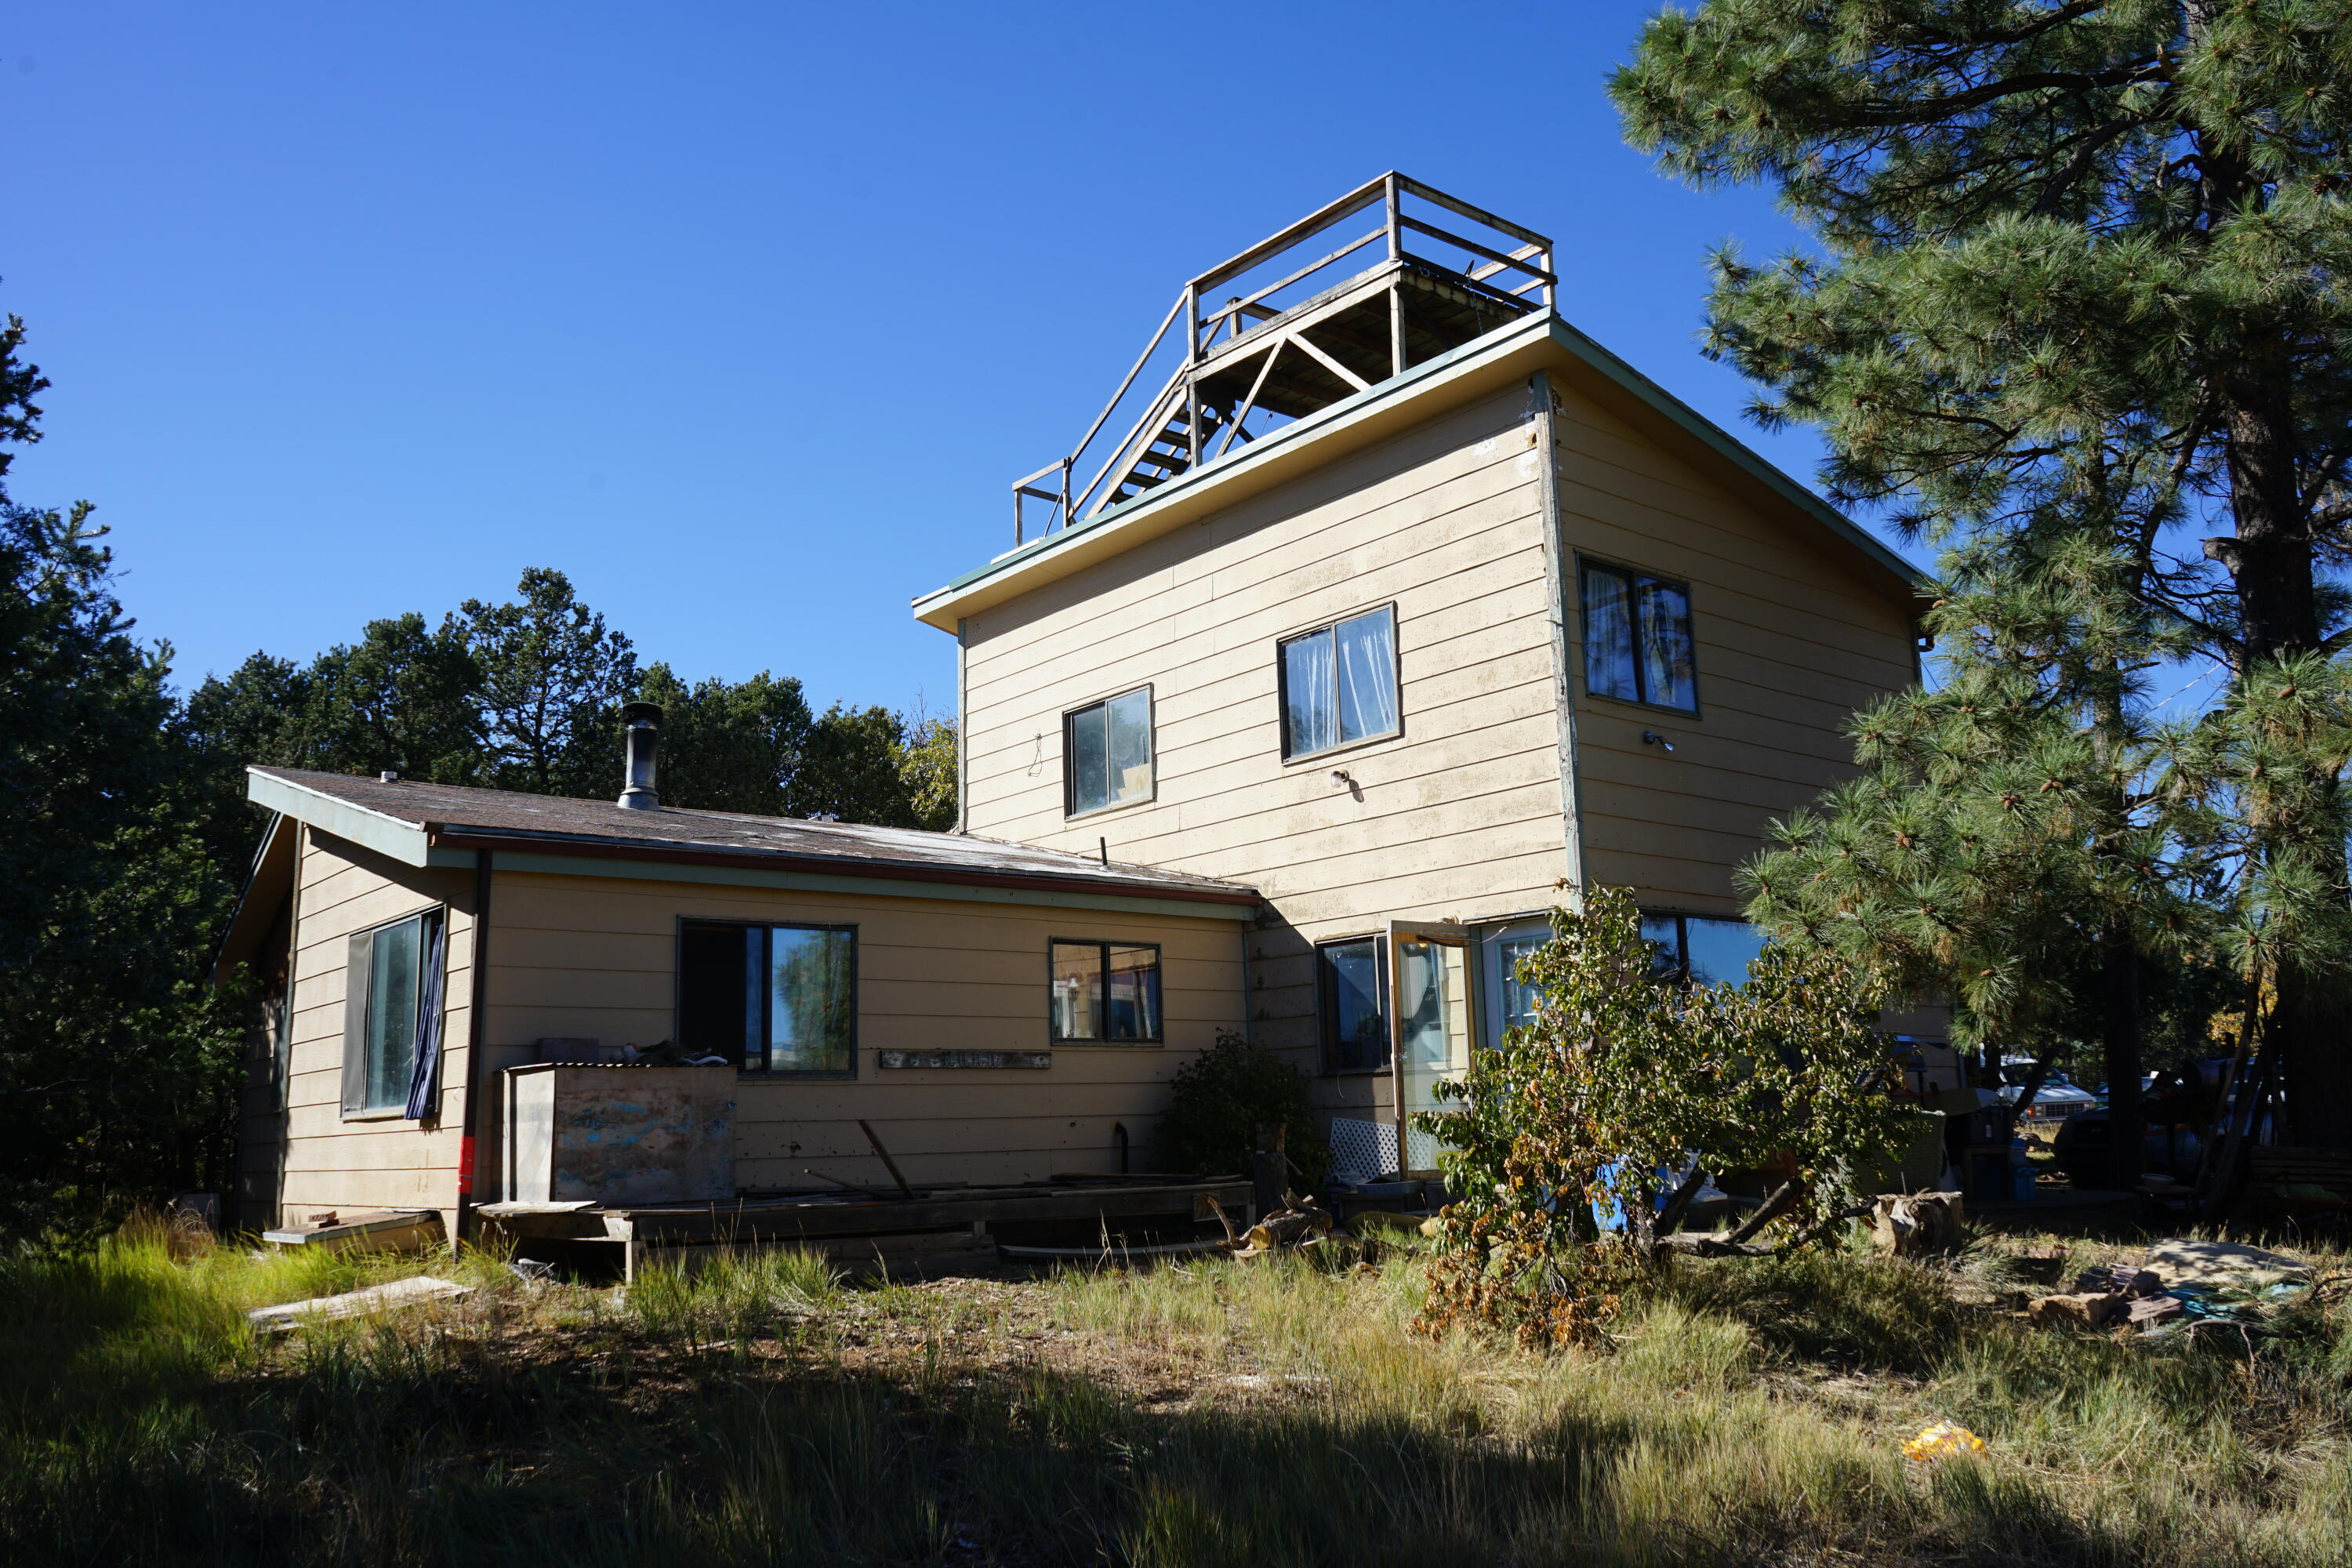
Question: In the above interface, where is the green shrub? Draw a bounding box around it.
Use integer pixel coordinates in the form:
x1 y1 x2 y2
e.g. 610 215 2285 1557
1156 1031 1330 1189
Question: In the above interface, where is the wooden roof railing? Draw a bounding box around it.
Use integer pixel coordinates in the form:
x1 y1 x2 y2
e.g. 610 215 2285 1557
1011 174 1555 546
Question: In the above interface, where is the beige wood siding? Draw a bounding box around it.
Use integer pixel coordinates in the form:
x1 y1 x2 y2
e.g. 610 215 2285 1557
274 829 476 1230
1549 381 1916 913
962 387 1572 1113
484 870 1243 1190
956 372 1920 1121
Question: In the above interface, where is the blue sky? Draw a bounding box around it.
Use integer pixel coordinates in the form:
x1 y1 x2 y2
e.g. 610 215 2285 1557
3 2 1864 714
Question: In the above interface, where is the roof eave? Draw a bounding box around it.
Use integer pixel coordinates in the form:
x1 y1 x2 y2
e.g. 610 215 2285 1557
422 827 1261 906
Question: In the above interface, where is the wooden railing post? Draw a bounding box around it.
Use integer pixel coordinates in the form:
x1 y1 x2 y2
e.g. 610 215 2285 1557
1384 172 1406 376
1184 284 1202 467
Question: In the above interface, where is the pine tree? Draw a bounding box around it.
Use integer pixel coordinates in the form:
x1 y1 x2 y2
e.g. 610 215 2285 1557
1614 1 2352 1144
461 568 637 798
634 662 814 814
1745 529 2201 1185
0 318 241 1238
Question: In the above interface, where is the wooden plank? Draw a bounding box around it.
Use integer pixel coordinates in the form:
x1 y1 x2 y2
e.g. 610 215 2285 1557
629 1228 1002 1284
1284 328 1372 393
604 1179 1254 1243
1190 174 1389 293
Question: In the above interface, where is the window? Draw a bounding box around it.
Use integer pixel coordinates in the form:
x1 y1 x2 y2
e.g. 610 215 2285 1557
678 921 856 1074
1065 687 1153 816
1640 913 1766 988
1581 561 1697 711
1049 940 1162 1043
1281 605 1399 759
1483 921 1552 1047
341 909 444 1117
1319 937 1388 1071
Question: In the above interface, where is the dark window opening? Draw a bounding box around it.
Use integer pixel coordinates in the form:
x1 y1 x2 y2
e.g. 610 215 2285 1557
1065 688 1153 816
1581 562 1697 712
1640 913 1766 988
679 920 857 1074
343 909 445 1118
1319 936 1388 1071
1281 606 1399 758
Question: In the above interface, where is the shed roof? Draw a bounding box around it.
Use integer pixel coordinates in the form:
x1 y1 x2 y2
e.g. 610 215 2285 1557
245 766 1259 906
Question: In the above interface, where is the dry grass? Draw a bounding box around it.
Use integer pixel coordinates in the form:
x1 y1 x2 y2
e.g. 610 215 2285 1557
2 1218 2348 1566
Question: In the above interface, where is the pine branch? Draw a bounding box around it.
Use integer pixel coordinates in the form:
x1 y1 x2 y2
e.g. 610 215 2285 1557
1846 60 2169 130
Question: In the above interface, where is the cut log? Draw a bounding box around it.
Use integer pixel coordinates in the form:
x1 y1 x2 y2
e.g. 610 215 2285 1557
1869 1192 1963 1258
2027 1291 2126 1328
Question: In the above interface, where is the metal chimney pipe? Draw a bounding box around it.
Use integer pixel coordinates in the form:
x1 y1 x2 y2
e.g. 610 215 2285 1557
618 702 662 810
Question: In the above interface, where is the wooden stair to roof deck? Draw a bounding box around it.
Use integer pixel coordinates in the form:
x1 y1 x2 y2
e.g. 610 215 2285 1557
1112 405 1226 502
1097 256 1537 514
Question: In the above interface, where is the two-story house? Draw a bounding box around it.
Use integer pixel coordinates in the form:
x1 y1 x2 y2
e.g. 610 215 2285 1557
220 175 1935 1237
914 174 1930 1177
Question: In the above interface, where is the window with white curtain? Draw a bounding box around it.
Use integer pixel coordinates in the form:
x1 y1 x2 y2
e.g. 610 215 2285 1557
1279 605 1399 759
1581 561 1697 712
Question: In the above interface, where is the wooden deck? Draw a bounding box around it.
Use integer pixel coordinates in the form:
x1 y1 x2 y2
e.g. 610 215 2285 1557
480 1175 1254 1280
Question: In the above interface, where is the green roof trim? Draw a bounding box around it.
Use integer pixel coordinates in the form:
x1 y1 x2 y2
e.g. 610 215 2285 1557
1538 315 1927 592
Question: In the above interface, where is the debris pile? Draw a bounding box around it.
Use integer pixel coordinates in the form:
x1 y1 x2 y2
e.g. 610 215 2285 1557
2022 1238 2320 1338
1203 1192 1363 1261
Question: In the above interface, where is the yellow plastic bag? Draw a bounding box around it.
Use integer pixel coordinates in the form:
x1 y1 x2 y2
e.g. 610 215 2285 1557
1903 1421 1987 1463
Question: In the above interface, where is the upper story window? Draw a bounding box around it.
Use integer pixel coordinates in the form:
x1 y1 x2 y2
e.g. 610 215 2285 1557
678 920 857 1075
1581 561 1697 713
1065 686 1153 816
1050 939 1162 1043
1281 604 1399 759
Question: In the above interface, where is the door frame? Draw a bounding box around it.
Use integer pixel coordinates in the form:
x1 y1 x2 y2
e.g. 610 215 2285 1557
1385 919 1475 1171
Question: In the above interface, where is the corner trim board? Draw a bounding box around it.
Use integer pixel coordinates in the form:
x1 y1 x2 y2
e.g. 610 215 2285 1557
1529 370 1589 899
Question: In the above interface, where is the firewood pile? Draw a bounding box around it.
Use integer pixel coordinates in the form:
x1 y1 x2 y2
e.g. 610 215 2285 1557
1203 1192 1363 1261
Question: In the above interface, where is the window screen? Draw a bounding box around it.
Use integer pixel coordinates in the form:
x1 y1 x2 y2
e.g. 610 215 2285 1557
1065 687 1153 815
1281 606 1399 758
1049 940 1161 1043
1581 562 1697 711
679 921 857 1073
1319 937 1388 1071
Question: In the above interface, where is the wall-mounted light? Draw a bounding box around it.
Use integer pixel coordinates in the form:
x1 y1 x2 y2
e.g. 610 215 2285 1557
1330 769 1355 787
1641 730 1677 753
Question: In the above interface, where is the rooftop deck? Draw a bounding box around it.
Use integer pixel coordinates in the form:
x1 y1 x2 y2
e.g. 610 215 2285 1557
1011 174 1554 544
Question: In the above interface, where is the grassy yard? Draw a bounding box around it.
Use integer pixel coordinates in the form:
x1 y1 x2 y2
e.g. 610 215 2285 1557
4 1218 2350 1566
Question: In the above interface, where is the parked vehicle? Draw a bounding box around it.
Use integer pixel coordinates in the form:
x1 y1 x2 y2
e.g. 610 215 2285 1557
1994 1057 2102 1126
2052 1062 2271 1188
2050 1111 2204 1187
